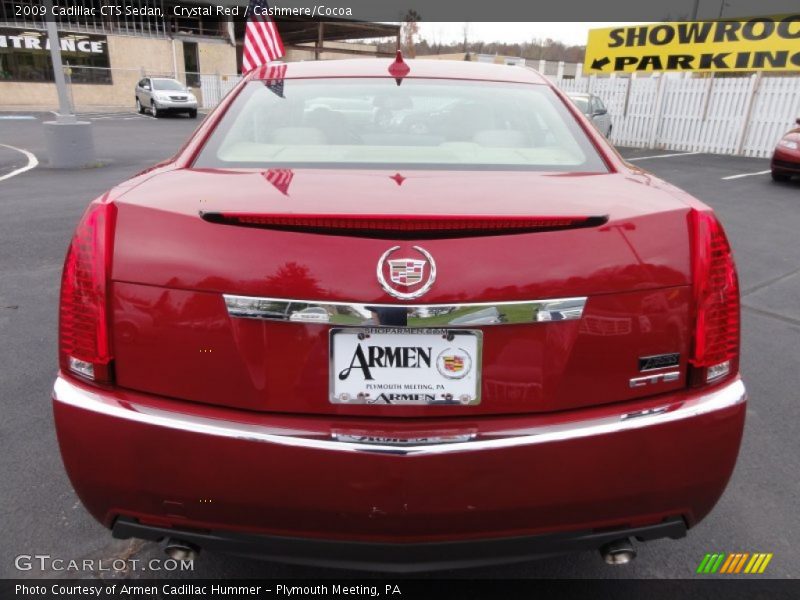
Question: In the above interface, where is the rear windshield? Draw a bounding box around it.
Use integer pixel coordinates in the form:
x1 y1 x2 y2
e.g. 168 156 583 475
194 78 607 172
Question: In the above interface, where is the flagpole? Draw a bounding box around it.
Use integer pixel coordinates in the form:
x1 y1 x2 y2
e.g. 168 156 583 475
44 2 75 123
42 0 96 168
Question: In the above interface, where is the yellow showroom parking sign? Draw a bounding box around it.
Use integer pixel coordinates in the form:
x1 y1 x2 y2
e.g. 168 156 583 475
585 16 800 73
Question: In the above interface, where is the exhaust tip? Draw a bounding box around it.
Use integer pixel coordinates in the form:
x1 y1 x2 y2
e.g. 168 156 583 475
164 539 199 562
600 538 637 565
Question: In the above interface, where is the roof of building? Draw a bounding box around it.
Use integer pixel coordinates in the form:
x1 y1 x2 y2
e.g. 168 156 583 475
276 19 400 45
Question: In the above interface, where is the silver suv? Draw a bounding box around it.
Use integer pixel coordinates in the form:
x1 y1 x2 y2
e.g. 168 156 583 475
567 93 612 138
135 77 198 118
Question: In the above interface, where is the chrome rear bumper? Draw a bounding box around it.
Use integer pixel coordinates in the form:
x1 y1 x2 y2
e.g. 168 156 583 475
53 376 745 457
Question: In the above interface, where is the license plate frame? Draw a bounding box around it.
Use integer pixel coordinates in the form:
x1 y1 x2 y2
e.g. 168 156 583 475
329 328 482 406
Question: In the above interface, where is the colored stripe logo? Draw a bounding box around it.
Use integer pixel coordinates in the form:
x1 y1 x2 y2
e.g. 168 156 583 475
696 552 773 574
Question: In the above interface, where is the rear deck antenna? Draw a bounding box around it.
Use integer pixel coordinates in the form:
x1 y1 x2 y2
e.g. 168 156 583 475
388 50 410 86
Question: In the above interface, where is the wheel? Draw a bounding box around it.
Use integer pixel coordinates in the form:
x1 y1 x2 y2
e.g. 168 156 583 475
188 109 197 119
151 101 159 118
771 170 790 182
136 97 144 114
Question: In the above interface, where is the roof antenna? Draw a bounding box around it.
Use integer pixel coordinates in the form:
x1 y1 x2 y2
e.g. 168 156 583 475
388 50 410 86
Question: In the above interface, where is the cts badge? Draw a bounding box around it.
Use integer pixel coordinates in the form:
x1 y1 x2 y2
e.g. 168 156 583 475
629 371 680 388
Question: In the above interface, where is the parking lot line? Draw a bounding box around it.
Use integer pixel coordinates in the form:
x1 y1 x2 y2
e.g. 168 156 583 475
721 170 772 180
75 111 201 121
0 143 38 182
627 151 703 162
77 112 148 120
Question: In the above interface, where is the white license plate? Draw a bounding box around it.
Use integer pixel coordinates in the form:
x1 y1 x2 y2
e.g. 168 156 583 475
329 328 482 405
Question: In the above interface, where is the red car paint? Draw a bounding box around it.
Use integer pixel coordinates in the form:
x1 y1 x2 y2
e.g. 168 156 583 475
771 118 800 180
53 59 745 568
55 374 743 539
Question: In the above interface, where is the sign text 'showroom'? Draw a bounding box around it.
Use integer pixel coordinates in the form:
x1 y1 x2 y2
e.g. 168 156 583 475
585 16 800 73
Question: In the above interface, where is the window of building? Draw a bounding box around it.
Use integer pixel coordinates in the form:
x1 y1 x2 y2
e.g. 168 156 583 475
183 41 199 88
0 28 111 84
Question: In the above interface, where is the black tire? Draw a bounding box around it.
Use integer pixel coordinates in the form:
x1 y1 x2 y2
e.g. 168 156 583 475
151 101 160 118
188 109 197 119
136 97 144 114
772 170 790 182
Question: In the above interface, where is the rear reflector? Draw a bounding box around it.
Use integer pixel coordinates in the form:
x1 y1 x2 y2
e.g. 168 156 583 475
688 210 740 387
200 212 608 239
59 200 116 384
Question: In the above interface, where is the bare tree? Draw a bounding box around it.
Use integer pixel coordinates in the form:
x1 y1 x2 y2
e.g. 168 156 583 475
377 30 586 64
401 10 421 58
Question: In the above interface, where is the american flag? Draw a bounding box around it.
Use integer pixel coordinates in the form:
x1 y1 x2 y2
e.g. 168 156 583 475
263 168 293 196
242 0 285 74
262 62 287 98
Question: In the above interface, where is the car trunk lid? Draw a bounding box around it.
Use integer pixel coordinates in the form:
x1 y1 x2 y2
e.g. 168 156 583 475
109 168 692 416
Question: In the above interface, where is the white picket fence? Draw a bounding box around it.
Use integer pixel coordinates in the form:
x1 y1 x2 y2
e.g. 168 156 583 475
557 74 800 158
200 73 242 109
200 70 800 158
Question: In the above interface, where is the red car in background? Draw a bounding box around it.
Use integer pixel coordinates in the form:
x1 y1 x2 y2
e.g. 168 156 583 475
53 58 746 571
771 118 800 181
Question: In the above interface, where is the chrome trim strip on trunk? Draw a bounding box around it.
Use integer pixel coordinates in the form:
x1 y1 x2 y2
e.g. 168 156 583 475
222 294 588 327
53 377 746 457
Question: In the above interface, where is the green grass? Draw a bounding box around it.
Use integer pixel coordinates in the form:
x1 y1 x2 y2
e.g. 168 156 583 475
330 313 367 325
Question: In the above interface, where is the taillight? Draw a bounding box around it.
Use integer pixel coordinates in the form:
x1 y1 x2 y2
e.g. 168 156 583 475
59 200 116 384
688 210 740 387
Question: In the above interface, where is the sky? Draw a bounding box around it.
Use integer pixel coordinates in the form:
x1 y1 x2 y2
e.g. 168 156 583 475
415 22 646 47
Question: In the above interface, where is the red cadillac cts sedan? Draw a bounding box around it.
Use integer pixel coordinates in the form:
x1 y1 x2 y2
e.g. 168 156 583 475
771 117 800 181
53 58 746 571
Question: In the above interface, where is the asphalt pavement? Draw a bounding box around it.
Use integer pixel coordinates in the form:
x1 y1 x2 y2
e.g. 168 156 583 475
0 112 798 580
